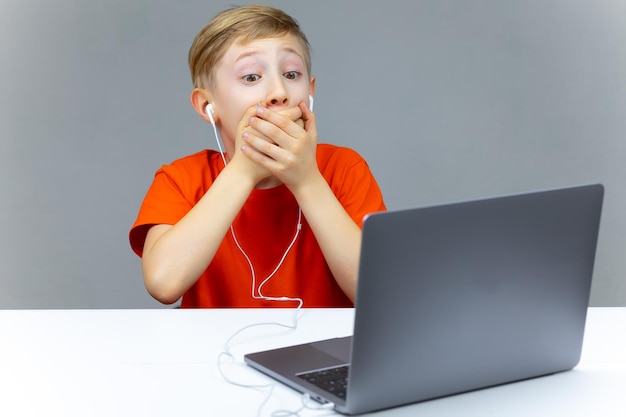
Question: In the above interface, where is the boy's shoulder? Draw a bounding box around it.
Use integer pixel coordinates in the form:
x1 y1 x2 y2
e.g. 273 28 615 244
159 149 219 170
316 143 366 166
167 149 214 166
156 149 221 181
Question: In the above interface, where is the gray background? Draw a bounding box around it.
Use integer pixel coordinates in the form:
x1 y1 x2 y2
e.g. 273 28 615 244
1 0 624 309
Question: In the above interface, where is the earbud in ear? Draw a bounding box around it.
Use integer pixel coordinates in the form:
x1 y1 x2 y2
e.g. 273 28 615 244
205 103 216 124
308 95 314 112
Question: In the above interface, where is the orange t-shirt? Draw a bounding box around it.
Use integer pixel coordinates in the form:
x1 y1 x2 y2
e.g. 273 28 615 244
129 144 386 308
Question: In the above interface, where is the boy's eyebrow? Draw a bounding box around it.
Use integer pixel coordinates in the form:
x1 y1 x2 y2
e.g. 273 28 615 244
234 45 304 63
279 46 305 60
234 51 258 63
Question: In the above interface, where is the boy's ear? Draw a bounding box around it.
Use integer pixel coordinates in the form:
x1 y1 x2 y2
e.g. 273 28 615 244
309 76 316 97
190 88 218 124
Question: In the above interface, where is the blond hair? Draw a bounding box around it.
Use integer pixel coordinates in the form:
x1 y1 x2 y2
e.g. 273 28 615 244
188 4 312 89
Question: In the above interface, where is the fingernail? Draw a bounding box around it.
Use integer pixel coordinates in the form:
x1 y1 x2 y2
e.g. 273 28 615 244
242 131 249 139
256 106 264 115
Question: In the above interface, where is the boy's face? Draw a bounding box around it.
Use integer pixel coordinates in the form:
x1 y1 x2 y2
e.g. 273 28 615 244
208 34 315 147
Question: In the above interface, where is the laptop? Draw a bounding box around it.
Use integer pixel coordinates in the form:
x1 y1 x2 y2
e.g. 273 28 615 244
244 183 604 415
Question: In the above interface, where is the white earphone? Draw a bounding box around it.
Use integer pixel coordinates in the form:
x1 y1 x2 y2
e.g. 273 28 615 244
308 94 314 111
205 103 226 166
205 103 216 125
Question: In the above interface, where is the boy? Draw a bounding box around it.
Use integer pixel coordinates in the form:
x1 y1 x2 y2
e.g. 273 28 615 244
129 4 386 308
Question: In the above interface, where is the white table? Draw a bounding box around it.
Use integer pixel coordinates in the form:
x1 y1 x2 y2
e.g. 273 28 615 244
1 308 624 416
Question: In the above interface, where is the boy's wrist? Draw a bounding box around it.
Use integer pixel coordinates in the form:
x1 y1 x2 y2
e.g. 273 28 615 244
287 169 326 202
220 160 261 191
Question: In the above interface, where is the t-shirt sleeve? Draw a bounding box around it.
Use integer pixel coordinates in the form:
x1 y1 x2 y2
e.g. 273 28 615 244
323 147 387 228
128 164 195 257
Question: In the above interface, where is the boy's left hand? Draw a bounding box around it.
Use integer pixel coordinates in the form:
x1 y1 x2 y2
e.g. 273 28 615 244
241 101 319 189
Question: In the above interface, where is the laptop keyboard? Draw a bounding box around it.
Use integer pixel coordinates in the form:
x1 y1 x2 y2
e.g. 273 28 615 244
297 365 349 399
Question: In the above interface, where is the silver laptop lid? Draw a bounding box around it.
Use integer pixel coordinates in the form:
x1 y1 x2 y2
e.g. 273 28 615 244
346 184 603 414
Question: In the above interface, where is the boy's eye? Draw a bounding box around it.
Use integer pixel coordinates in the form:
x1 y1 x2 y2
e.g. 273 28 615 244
242 74 261 83
283 71 300 80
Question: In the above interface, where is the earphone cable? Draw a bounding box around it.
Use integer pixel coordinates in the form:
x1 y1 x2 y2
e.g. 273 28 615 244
209 116 329 416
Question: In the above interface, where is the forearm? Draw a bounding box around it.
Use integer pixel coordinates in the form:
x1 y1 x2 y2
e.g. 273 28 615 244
142 164 256 304
291 173 361 302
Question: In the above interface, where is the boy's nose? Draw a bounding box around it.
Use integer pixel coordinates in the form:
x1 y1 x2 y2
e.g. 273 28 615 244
269 96 289 106
266 77 289 108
